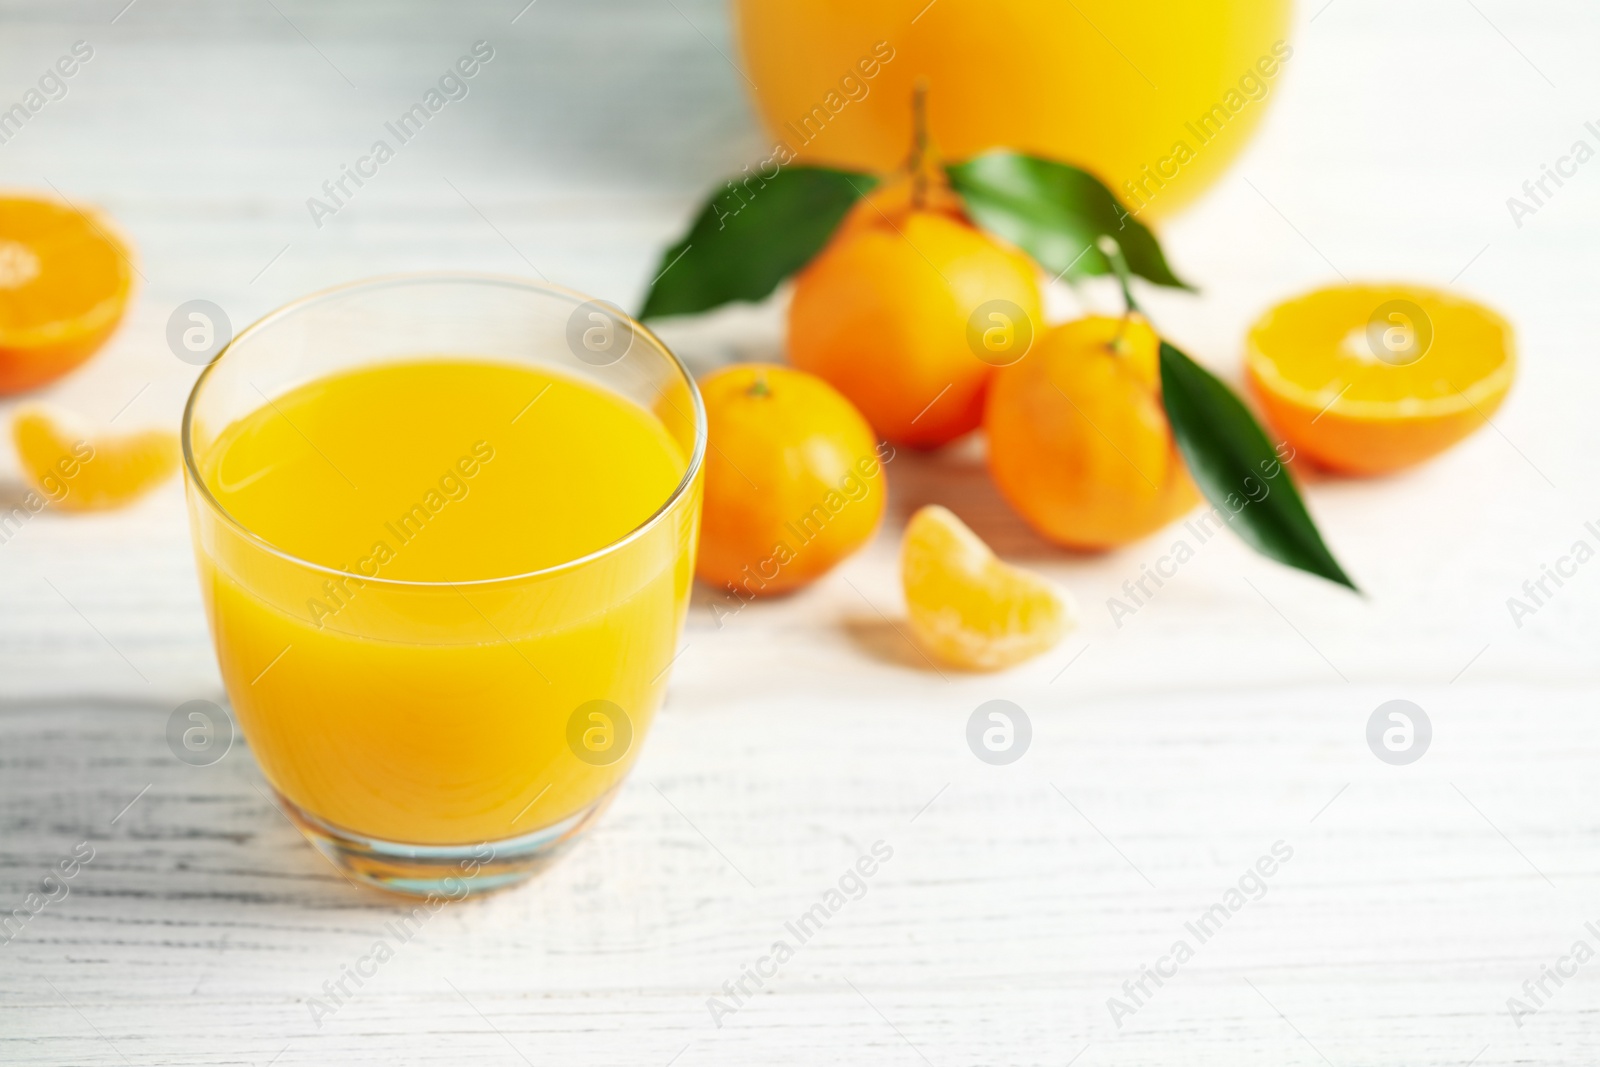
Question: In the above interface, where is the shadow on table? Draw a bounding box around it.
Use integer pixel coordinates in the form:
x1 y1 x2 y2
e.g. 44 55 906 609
885 441 1065 562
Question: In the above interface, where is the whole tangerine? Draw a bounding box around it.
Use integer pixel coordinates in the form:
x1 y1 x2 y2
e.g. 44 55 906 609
696 363 888 598
985 314 1197 549
787 178 1042 450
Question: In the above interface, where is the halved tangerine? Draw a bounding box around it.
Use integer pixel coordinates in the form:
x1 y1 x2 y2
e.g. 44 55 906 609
0 193 135 394
1245 283 1515 475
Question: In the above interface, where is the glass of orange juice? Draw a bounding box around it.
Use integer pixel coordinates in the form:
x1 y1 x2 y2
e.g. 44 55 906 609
181 274 704 895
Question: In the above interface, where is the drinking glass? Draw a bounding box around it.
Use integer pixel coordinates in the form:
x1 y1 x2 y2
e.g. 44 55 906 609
181 274 704 896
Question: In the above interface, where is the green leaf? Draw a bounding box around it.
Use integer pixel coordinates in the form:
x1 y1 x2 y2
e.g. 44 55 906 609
639 166 875 321
946 150 1191 290
1158 340 1357 591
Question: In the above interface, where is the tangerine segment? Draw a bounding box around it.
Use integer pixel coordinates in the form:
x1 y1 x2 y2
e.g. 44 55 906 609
0 195 134 394
902 504 1070 671
13 405 178 511
1245 283 1516 475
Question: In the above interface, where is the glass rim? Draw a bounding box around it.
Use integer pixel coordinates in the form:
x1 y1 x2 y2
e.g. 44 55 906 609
180 270 707 590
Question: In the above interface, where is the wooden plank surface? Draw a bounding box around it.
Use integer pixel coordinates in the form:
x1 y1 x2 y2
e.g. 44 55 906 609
2 0 1599 1063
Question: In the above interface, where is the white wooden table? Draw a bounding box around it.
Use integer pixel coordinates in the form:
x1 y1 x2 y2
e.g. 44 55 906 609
3 1 1598 1063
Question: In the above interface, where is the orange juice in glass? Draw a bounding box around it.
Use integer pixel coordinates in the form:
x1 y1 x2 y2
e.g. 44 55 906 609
181 275 704 895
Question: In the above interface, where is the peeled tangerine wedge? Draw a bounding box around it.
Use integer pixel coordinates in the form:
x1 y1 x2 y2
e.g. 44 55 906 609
902 505 1072 671
1246 283 1515 475
12 405 178 511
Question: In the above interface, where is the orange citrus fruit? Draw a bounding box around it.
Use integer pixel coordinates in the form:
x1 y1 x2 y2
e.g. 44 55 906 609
788 177 1042 449
696 363 887 597
734 0 1291 220
1245 284 1516 475
12 405 178 511
0 194 135 394
902 504 1070 671
985 314 1196 549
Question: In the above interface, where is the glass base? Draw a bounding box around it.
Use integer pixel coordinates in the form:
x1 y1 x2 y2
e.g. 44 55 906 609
274 786 617 897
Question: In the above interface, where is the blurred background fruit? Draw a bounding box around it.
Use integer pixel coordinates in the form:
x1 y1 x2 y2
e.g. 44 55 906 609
1246 284 1516 475
985 314 1196 549
695 363 886 596
13 404 177 511
733 0 1292 220
902 504 1070 670
0 194 134 394
788 174 1042 449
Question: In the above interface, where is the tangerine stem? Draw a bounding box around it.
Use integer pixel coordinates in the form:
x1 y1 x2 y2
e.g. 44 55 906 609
1111 312 1132 351
1096 235 1140 317
748 371 771 398
909 78 930 210
1095 235 1142 351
